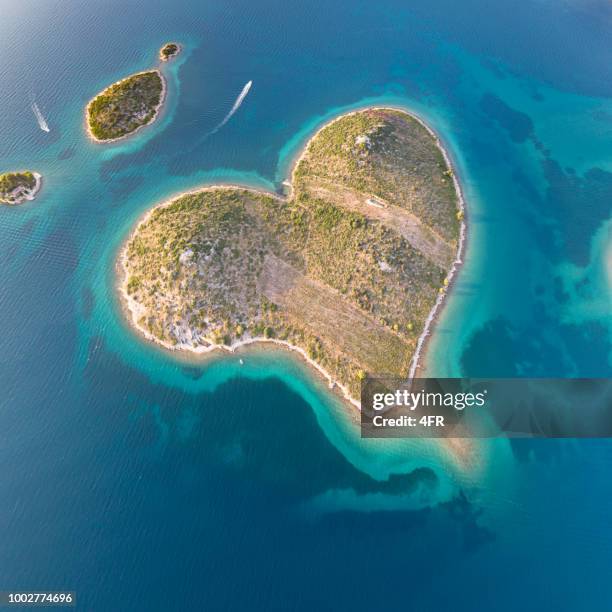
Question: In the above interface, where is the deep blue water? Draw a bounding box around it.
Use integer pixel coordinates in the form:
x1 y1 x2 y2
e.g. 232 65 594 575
1 1 611 610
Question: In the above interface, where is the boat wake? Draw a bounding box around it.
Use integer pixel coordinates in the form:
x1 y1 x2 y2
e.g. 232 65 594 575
31 101 50 132
208 80 252 135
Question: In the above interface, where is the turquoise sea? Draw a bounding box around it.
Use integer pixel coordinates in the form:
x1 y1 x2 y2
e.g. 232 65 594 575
0 1 611 609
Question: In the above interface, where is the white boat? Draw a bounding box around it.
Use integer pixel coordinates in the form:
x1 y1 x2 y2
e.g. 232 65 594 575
31 102 50 132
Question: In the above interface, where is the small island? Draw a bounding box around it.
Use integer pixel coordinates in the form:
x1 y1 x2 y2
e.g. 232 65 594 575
120 108 465 404
86 70 165 142
0 171 42 205
159 42 181 62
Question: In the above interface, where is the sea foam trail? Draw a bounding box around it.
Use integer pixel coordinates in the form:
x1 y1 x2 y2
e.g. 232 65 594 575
208 80 252 135
31 101 50 132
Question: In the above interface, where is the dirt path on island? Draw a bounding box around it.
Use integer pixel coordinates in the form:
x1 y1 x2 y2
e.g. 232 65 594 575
300 176 454 270
259 254 413 375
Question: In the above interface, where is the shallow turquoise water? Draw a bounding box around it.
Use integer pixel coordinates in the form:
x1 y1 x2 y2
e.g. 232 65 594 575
0 1 611 609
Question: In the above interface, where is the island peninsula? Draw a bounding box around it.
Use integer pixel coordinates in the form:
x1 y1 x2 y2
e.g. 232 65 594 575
0 171 42 205
86 70 165 142
120 108 465 404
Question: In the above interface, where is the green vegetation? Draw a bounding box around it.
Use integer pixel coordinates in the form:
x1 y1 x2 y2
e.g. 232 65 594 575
0 171 39 205
122 109 461 399
159 42 180 61
87 70 164 141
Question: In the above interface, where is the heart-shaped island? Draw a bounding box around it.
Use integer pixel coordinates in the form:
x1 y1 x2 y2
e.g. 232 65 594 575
120 108 465 404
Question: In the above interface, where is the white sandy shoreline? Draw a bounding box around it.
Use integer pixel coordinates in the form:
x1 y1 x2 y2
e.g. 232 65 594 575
117 105 467 409
85 69 167 145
